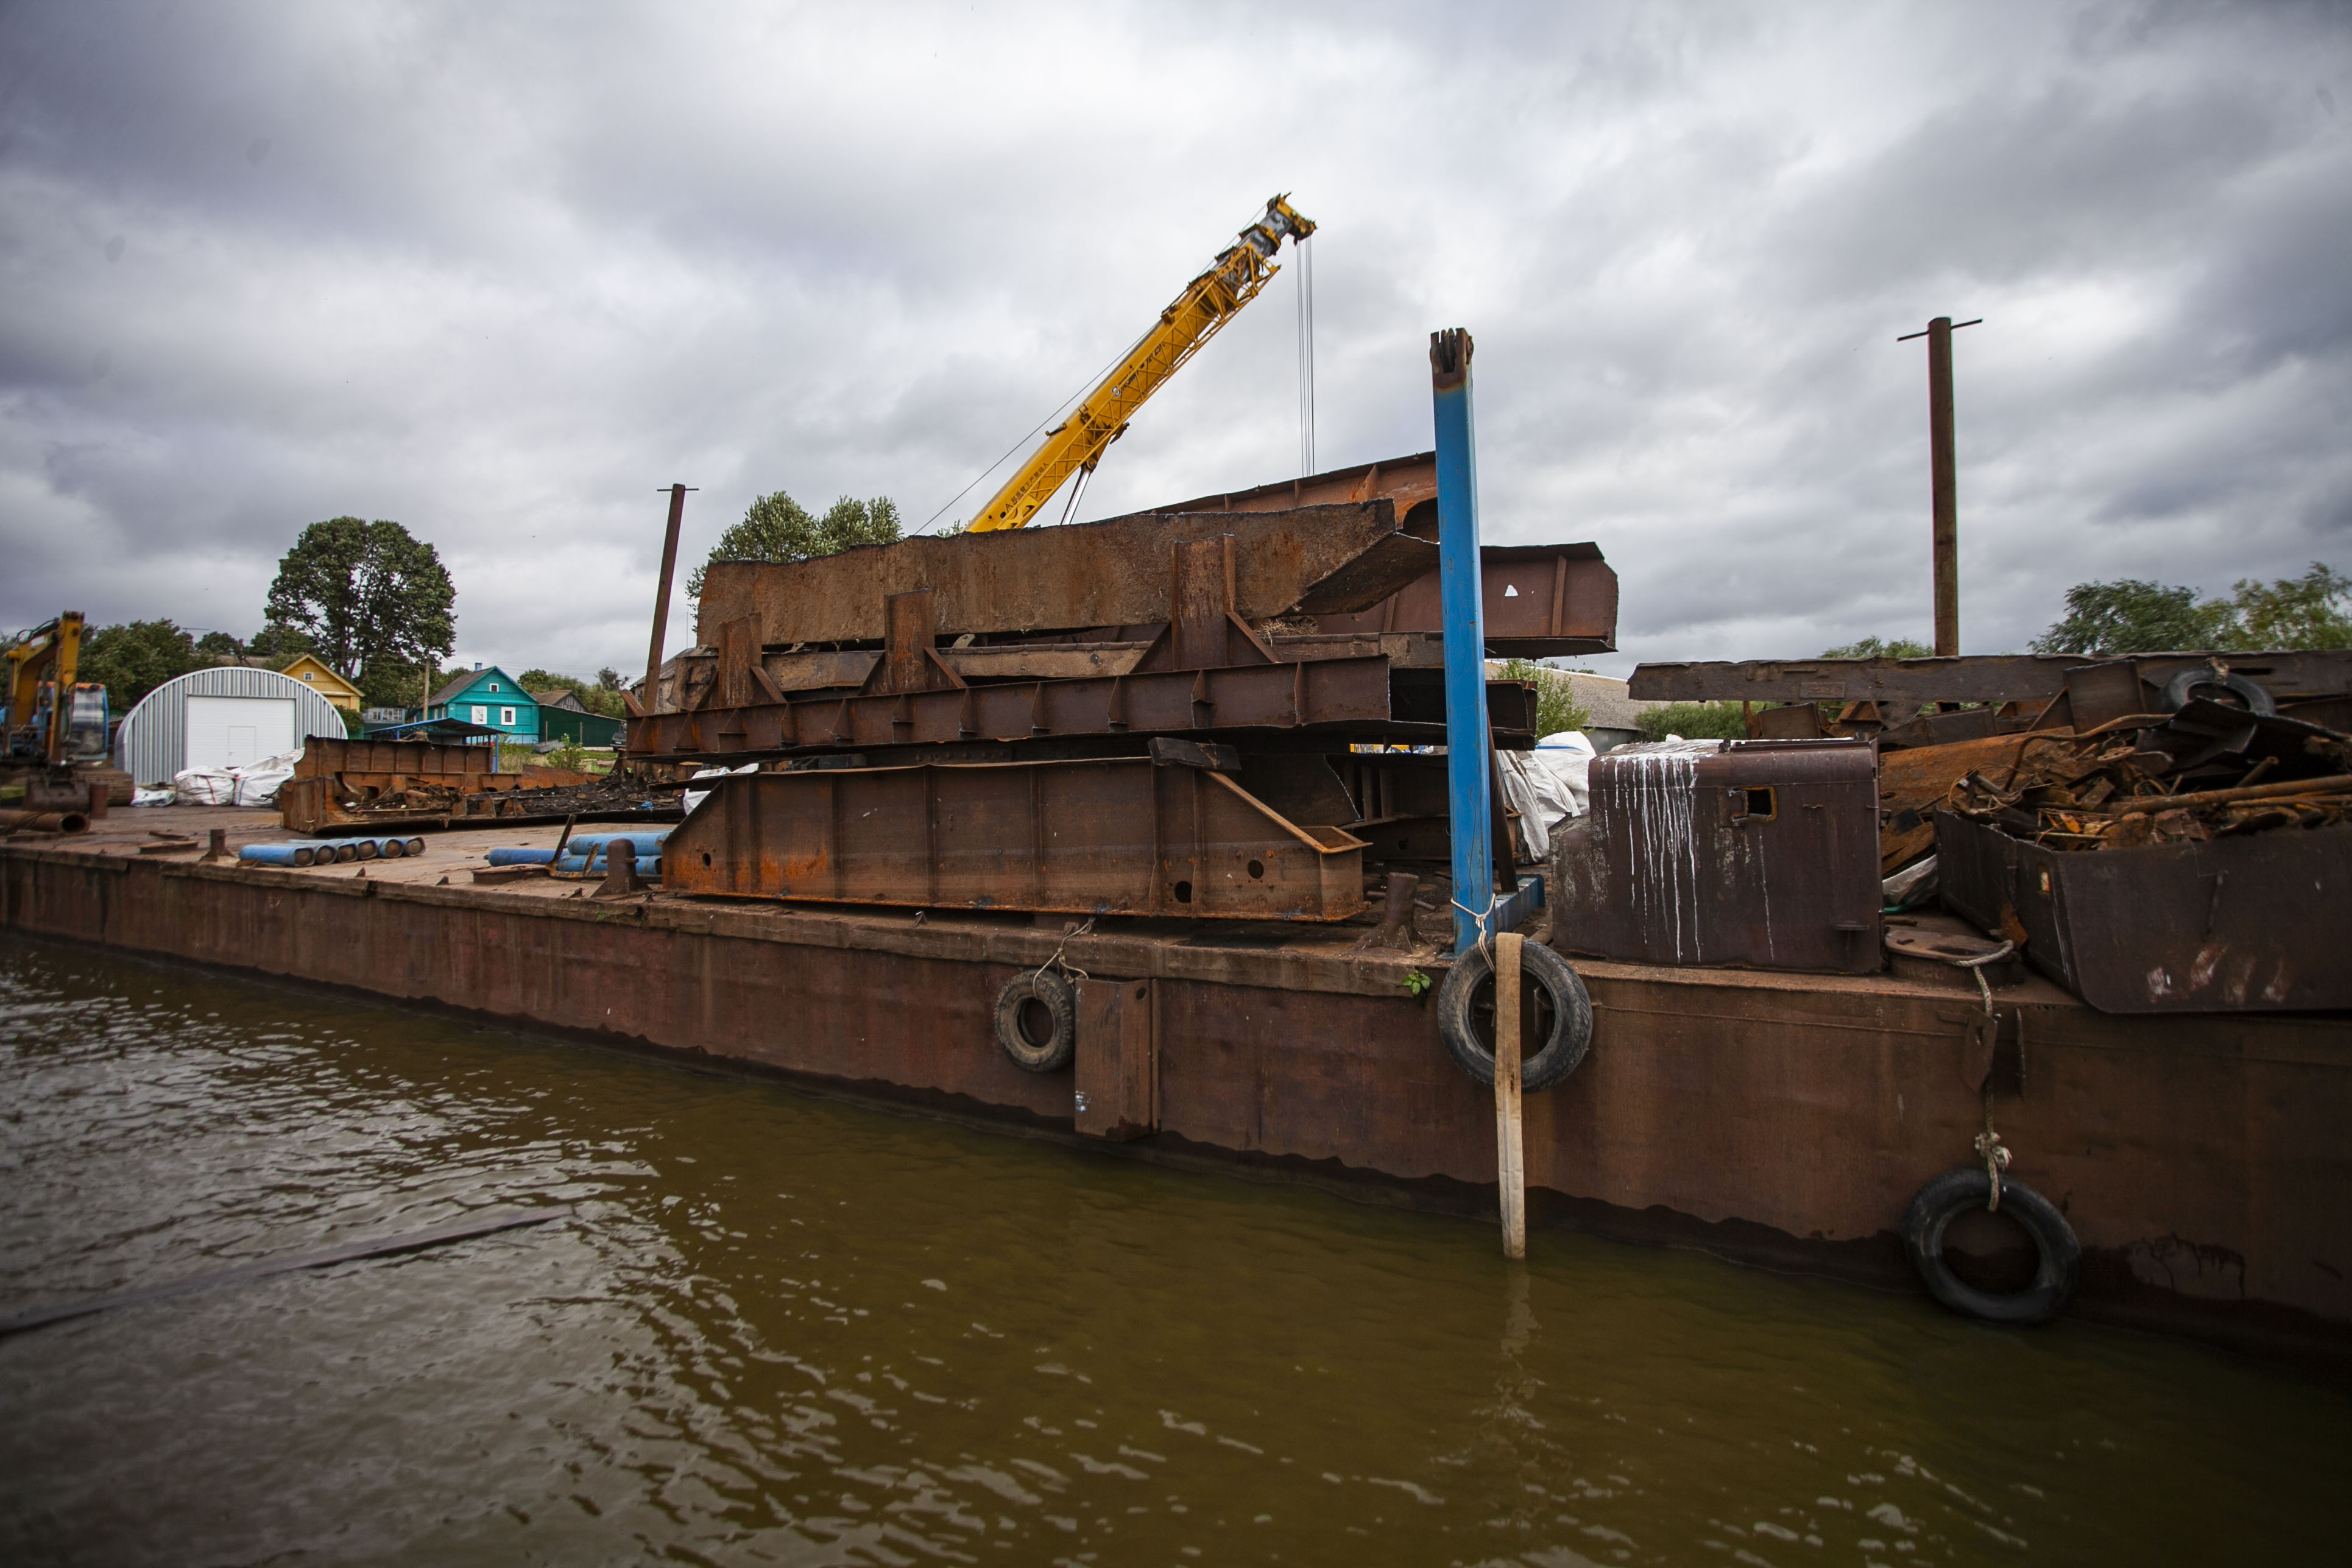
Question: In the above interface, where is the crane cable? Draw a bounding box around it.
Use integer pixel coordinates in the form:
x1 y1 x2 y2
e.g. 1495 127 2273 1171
913 322 1158 537
1296 235 1316 478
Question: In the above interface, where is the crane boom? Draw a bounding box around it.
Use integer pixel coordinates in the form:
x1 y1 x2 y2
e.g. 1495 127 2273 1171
966 194 1315 532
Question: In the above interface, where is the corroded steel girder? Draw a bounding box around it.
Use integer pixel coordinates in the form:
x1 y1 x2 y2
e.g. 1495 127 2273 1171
661 759 1369 920
627 660 1538 761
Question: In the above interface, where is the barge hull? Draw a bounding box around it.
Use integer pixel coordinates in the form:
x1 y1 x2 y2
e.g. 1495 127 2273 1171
5 841 2348 1362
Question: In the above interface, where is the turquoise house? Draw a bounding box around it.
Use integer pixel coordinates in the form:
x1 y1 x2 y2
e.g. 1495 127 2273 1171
424 665 540 741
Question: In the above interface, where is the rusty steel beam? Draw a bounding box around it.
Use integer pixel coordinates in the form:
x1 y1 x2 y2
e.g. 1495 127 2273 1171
1308 543 1617 657
661 759 1369 920
627 662 1539 761
1142 452 1617 657
695 502 1433 648
1630 651 2352 708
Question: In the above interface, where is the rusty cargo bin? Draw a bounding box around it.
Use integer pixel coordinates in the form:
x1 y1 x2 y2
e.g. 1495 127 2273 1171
1548 737 1882 973
1934 808 2352 1013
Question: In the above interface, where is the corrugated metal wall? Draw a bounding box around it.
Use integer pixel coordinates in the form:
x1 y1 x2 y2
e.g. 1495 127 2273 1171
115 666 351 785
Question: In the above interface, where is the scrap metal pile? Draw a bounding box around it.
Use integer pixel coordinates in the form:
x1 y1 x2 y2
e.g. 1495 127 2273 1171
635 453 1617 922
1946 705 2352 850
1606 649 2352 1011
279 736 680 835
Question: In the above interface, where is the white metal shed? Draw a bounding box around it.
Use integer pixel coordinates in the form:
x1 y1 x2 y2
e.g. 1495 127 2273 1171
114 666 349 786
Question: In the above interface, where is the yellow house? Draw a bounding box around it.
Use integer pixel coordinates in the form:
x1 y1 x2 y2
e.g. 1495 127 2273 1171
277 652 365 712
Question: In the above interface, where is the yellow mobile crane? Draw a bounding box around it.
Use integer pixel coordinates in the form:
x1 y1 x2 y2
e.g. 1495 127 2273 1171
965 194 1315 532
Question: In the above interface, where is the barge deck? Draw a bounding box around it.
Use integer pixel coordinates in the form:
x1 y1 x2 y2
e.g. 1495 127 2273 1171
7 806 2348 1366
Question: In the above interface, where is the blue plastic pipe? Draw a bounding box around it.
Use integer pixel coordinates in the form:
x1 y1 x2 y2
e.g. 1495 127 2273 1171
490 830 673 875
1432 328 1494 955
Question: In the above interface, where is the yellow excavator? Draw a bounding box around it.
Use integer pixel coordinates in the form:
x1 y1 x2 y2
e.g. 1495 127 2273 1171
6 612 106 768
965 194 1315 532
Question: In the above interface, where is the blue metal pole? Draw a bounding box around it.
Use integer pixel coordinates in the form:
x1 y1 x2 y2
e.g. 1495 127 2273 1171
1432 328 1492 955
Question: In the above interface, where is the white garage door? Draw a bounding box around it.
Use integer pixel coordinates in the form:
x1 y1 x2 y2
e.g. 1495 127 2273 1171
183 695 298 771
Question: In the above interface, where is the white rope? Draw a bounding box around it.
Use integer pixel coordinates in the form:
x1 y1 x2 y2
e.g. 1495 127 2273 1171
1946 940 2018 1210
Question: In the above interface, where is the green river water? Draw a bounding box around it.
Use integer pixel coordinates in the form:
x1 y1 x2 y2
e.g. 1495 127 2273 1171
0 936 2343 1566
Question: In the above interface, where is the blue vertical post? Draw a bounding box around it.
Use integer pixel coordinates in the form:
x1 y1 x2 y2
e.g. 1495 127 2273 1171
1432 328 1492 955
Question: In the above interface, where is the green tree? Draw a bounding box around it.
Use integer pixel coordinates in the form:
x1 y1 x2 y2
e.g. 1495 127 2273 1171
2029 579 2234 656
265 518 456 687
685 492 902 598
1820 636 1934 659
77 620 201 707
1636 701 1751 743
194 630 242 661
1497 659 1592 736
248 623 315 660
2227 563 2351 650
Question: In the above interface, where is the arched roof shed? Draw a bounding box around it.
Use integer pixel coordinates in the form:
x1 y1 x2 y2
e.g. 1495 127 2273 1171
115 666 348 785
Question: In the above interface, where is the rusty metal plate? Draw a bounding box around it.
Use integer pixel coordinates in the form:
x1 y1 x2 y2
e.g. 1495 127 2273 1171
1935 810 2352 1012
629 655 1397 759
1631 651 2352 708
1306 544 1619 657
1550 738 1882 973
696 503 1421 648
662 759 1369 920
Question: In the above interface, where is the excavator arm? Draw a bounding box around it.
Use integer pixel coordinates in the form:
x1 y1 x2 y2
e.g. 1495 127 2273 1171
967 194 1315 532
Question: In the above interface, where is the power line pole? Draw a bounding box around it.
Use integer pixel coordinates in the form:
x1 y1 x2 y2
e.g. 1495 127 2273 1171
1898 316 1980 657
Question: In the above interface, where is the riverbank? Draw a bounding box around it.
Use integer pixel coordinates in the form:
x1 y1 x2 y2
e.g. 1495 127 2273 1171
5 807 2348 1368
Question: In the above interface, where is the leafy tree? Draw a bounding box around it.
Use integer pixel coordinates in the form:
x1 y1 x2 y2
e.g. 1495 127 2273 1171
2227 563 2351 650
2029 579 2233 655
2031 565 2349 655
1636 701 1750 742
249 622 316 660
359 660 437 713
1820 636 1933 659
195 630 243 661
77 620 201 707
597 667 623 690
685 492 902 598
1497 659 1592 736
265 518 456 687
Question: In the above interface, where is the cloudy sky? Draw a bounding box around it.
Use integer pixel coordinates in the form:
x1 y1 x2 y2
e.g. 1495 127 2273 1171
3 1 2347 680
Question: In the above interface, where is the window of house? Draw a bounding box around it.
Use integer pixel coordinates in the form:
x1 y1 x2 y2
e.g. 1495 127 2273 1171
500 707 517 727
488 682 500 692
471 705 488 724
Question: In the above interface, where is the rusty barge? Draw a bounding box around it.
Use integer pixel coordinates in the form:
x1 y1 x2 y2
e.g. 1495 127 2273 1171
10 347 2351 1365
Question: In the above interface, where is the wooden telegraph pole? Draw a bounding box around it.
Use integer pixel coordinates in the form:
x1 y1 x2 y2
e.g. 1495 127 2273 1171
1898 316 1979 657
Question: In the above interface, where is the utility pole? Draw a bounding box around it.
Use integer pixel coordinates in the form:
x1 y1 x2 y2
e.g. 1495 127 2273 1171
645 484 695 713
1898 316 1979 657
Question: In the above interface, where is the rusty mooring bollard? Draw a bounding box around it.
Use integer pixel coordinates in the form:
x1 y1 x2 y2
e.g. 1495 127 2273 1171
594 837 647 899
1360 871 1421 951
201 828 228 864
85 782 108 821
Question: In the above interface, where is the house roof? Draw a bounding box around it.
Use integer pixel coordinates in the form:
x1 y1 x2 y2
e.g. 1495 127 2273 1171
529 687 588 711
428 665 533 709
278 652 362 693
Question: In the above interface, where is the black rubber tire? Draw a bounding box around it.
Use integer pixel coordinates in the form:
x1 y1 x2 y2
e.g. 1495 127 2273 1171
1436 942 1594 1093
1901 1169 2079 1325
2161 668 2276 717
994 971 1077 1073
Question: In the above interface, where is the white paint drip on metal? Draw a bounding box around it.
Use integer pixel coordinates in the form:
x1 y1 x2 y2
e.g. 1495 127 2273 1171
1605 741 1718 964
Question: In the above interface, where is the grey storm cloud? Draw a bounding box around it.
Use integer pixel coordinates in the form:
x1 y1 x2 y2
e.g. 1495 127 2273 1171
1 0 2347 679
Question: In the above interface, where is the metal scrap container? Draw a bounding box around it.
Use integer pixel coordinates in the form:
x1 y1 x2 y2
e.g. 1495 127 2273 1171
1935 810 2352 1013
1549 738 1882 973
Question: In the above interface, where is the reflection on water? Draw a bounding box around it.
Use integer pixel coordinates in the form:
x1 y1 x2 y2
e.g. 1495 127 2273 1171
0 935 2342 1565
